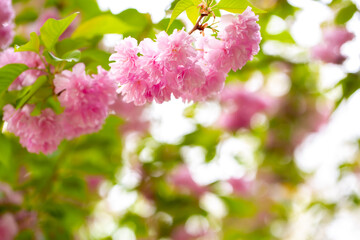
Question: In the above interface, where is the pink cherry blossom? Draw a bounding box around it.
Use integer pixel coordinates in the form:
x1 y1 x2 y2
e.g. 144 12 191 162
0 48 45 90
312 27 354 64
0 23 14 49
218 7 261 71
0 213 18 240
110 8 261 105
0 0 14 24
0 182 23 205
109 37 139 84
3 104 63 154
227 177 252 196
218 87 269 131
110 95 149 135
169 165 207 197
54 63 117 139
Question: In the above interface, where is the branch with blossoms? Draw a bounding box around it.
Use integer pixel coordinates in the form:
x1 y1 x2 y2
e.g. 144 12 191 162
0 0 261 155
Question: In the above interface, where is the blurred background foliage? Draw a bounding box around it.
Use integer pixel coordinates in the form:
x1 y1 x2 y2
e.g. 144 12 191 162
1 0 360 239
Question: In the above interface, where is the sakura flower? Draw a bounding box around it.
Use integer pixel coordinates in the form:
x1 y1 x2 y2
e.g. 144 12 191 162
218 7 261 71
218 87 269 131
156 30 196 68
0 182 23 205
227 177 252 196
312 27 354 64
0 23 14 49
54 63 117 139
0 48 45 90
0 213 18 240
109 95 149 135
109 37 139 84
0 0 14 49
3 104 63 154
169 166 207 197
0 0 14 25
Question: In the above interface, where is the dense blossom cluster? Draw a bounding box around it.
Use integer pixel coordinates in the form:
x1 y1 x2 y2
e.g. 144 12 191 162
3 63 118 154
0 48 45 90
312 27 354 64
0 0 14 49
110 7 261 105
1 8 261 154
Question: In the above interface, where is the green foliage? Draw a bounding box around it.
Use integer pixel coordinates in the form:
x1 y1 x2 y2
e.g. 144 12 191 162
335 3 357 25
0 64 29 94
167 0 198 31
215 0 265 13
16 75 48 109
71 14 134 39
15 32 40 53
40 12 79 50
15 7 38 24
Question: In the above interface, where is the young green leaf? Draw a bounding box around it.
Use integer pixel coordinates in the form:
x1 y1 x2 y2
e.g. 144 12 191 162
40 12 79 50
215 0 265 13
15 32 40 53
16 75 48 109
71 14 134 39
0 64 29 94
44 50 81 65
186 5 200 25
335 3 357 25
167 0 196 32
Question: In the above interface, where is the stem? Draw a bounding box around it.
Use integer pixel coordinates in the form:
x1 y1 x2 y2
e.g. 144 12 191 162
189 14 208 35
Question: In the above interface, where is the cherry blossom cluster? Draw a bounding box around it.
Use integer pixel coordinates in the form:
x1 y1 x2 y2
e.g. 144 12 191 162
110 7 261 105
3 63 118 154
311 27 354 64
0 0 14 49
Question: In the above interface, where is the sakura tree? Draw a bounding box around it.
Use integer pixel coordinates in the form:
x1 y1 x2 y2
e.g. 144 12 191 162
0 0 359 239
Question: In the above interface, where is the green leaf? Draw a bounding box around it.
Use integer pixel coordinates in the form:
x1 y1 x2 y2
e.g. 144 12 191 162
14 7 38 24
167 0 196 32
16 75 48 109
61 50 81 62
15 32 40 53
40 12 78 50
44 50 80 65
186 5 199 25
335 3 357 25
215 0 265 13
71 14 134 39
155 18 186 33
0 64 29 94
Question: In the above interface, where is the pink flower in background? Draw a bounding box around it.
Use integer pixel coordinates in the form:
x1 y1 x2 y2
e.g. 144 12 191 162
54 63 117 139
218 87 269 131
0 213 18 240
110 95 149 135
3 104 63 154
86 175 104 192
0 0 14 24
227 177 252 196
0 0 14 49
0 23 14 49
0 48 45 90
312 27 354 64
0 182 23 205
169 166 207 197
171 225 216 240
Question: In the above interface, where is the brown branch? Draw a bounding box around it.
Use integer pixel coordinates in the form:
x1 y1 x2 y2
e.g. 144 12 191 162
189 14 208 35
